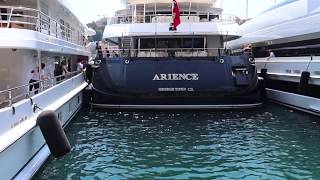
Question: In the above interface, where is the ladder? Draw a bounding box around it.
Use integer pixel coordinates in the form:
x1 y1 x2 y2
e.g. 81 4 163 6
121 36 132 57
134 4 145 23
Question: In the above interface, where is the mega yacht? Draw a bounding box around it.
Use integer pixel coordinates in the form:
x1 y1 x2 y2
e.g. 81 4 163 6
0 0 95 179
90 0 263 109
228 0 320 115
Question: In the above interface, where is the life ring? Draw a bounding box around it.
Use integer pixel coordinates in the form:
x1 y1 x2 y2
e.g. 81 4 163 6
219 59 224 64
125 59 130 64
249 57 255 63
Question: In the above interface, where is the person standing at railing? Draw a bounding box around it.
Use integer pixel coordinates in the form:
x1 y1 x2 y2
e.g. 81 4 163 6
105 48 110 58
96 42 103 59
61 60 69 79
267 49 275 60
29 63 45 94
112 50 119 57
54 62 63 82
76 59 84 72
243 44 252 57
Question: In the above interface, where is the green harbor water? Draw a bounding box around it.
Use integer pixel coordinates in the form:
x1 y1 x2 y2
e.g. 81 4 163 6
34 103 320 179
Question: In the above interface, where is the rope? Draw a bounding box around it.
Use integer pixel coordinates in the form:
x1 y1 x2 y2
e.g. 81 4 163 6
33 103 43 113
305 54 313 72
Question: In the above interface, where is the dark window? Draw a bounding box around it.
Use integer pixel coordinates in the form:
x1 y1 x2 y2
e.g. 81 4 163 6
253 38 320 57
182 38 193 48
1 8 8 20
140 39 155 49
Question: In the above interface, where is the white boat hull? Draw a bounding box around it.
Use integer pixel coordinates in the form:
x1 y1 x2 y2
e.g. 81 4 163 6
0 74 87 180
267 88 320 116
255 56 320 85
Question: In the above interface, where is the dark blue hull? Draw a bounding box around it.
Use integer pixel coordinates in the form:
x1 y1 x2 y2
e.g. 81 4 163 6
90 56 263 109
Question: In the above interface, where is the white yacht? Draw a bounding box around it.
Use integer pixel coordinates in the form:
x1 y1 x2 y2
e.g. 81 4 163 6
0 0 95 179
228 0 320 115
90 0 263 109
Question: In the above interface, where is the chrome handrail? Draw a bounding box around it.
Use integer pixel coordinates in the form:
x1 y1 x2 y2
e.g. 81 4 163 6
101 47 242 58
0 71 85 108
109 13 238 25
0 6 87 46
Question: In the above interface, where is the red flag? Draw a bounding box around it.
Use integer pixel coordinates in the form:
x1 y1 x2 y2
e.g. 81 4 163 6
172 0 180 30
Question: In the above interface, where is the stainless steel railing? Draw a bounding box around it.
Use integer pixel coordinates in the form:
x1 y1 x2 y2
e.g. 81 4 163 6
0 71 85 108
0 6 87 46
109 14 238 25
101 47 243 58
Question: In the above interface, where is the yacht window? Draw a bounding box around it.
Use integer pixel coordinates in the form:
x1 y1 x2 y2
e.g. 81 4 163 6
139 38 205 49
140 39 155 49
157 39 169 49
60 19 65 39
0 8 7 21
193 38 204 48
253 38 320 58
182 38 204 49
66 23 71 40
183 39 193 48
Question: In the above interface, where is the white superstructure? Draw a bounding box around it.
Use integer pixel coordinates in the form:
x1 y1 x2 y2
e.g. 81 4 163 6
228 0 320 115
228 0 320 85
102 0 239 57
0 0 95 179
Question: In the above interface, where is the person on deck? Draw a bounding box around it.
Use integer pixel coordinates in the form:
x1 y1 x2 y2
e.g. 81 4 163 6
112 50 119 57
29 63 45 94
105 48 110 58
54 62 63 82
243 44 252 57
76 59 84 72
267 50 275 60
61 60 69 79
96 42 103 59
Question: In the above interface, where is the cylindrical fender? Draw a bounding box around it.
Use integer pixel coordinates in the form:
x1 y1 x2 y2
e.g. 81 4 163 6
260 68 268 79
36 110 71 158
297 71 310 95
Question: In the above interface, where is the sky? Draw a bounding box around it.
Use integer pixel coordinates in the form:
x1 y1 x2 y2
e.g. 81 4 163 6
68 0 284 23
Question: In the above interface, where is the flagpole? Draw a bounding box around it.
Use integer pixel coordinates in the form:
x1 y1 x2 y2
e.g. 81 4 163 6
154 0 157 55
246 0 249 19
188 1 191 19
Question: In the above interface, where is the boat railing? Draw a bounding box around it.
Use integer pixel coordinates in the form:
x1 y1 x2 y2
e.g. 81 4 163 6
109 13 238 25
103 47 243 58
0 71 85 108
0 6 87 46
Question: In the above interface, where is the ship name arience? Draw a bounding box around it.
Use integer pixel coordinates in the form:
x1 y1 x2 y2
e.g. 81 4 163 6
153 73 199 81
